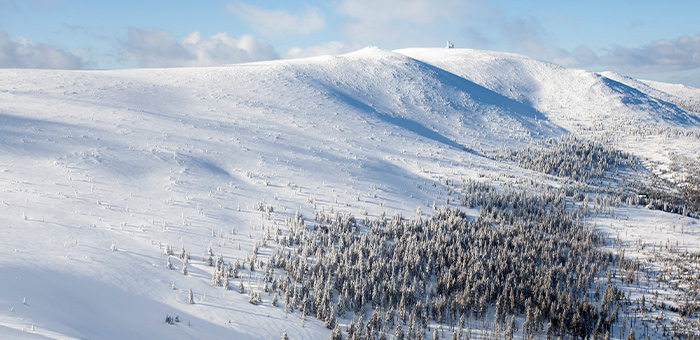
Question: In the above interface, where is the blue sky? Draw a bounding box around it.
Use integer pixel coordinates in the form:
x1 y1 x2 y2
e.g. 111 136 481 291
1 0 699 86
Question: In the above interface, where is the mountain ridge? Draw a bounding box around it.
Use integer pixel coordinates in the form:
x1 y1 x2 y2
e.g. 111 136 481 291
396 48 700 130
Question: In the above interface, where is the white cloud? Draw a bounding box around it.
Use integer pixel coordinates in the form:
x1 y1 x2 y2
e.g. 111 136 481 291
601 34 700 72
463 14 588 68
462 6 700 76
339 0 464 24
119 28 278 68
285 41 355 59
183 31 278 65
0 31 84 69
338 0 467 46
664 68 700 88
517 33 700 75
226 2 325 36
119 28 190 67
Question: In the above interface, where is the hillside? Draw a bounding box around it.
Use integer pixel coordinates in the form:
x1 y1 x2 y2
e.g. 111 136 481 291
398 48 700 173
397 48 700 129
1 47 699 339
600 72 700 121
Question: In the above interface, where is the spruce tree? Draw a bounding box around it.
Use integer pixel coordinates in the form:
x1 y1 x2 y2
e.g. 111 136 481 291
330 322 342 340
396 322 405 340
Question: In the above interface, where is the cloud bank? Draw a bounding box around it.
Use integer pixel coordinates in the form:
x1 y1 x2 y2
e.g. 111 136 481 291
0 31 84 69
459 9 700 78
532 34 700 76
600 34 700 72
119 28 279 68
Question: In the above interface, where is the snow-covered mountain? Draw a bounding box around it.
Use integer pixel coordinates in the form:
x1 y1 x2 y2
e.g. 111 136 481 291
1 47 698 339
397 48 700 170
398 48 700 129
600 70 700 114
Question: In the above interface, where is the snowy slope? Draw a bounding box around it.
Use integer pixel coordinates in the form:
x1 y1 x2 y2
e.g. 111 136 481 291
600 71 700 114
0 47 699 339
396 48 700 131
397 47 700 172
0 47 562 339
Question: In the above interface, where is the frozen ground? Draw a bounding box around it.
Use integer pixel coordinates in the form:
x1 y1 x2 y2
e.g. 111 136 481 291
0 47 698 339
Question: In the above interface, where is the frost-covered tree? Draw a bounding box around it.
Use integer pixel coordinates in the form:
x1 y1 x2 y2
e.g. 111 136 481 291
396 322 405 340
330 322 342 340
249 291 261 305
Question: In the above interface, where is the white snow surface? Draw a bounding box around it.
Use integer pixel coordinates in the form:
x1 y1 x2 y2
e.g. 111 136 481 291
0 47 698 339
397 48 700 129
600 71 700 114
397 47 700 169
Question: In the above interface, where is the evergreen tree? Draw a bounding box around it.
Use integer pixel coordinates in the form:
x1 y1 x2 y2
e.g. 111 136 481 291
325 310 336 329
505 315 514 340
396 322 405 340
330 322 342 340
